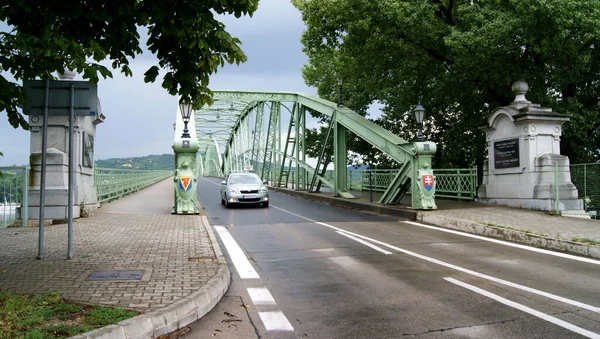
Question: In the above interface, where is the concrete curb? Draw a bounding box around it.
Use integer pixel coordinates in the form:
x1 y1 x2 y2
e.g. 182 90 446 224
416 213 600 260
271 187 600 260
70 216 231 339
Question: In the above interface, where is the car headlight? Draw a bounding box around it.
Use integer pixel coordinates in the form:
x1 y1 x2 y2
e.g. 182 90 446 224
259 186 268 193
228 188 239 194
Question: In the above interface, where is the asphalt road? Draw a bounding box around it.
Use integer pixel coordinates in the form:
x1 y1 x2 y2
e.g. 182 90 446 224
187 177 600 339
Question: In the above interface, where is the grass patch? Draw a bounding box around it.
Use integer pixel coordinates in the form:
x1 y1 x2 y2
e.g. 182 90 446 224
0 289 140 339
571 238 600 246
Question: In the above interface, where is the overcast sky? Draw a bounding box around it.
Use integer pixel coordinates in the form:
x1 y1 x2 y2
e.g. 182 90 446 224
0 0 324 166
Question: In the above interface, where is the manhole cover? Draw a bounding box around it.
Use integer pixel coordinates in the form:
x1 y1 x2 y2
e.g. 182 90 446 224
86 270 144 281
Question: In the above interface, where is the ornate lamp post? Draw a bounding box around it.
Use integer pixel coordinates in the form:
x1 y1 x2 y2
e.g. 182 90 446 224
179 103 193 138
414 104 426 142
172 100 199 214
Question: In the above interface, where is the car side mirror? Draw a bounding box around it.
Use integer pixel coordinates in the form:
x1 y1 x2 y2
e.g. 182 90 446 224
263 180 268 184
221 181 226 185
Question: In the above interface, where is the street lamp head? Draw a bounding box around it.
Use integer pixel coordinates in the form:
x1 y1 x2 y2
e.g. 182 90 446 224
179 102 194 138
414 104 426 125
414 104 426 142
179 103 193 121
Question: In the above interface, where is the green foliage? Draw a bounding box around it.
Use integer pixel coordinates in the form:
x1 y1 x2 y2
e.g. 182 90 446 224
94 153 174 170
0 0 258 130
571 238 600 246
84 306 138 327
294 0 600 168
0 289 136 338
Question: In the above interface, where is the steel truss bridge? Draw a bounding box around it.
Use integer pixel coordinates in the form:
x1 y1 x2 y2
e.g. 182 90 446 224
193 91 436 207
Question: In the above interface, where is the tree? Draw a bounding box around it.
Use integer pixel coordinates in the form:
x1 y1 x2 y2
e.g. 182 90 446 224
293 0 600 169
0 0 258 131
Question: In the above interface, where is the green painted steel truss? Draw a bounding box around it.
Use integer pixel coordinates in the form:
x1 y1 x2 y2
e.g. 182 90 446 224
193 90 437 208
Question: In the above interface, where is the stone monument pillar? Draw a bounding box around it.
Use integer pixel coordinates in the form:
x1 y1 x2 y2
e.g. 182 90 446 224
28 71 105 221
477 81 588 217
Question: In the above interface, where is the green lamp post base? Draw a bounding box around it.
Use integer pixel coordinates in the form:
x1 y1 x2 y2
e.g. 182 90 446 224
172 138 200 215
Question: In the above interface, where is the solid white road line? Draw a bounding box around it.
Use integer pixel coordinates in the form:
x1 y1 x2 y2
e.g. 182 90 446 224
259 311 295 332
271 205 318 222
315 221 600 314
214 226 260 279
404 220 600 265
247 287 277 305
336 231 393 255
444 277 600 339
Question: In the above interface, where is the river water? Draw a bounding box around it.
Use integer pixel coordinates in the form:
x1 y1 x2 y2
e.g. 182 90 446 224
0 205 18 228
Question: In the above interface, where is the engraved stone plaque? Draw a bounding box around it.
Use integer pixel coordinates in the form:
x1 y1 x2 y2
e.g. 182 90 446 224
494 138 520 169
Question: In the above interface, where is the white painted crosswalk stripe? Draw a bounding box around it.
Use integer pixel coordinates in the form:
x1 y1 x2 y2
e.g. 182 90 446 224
259 311 295 332
247 287 277 305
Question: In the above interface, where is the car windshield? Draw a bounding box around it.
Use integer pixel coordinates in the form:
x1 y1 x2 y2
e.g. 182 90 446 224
228 174 262 185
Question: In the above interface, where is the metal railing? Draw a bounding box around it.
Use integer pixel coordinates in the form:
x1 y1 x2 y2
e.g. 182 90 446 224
277 167 479 201
354 168 477 200
0 166 171 226
570 163 600 219
0 166 29 228
432 168 478 200
95 168 172 203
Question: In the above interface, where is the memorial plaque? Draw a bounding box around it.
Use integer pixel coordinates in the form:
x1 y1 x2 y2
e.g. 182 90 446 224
86 270 144 281
82 133 94 168
494 138 520 169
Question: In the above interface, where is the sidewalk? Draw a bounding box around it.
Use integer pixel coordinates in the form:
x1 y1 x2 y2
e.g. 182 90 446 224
269 186 600 259
0 178 230 339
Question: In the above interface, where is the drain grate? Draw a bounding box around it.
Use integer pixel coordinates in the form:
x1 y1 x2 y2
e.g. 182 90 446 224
189 256 214 262
86 270 144 281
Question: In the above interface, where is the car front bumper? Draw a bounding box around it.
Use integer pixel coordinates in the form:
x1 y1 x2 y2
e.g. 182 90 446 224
226 193 269 204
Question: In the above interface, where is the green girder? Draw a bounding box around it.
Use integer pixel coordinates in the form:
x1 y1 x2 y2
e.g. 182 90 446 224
190 90 437 209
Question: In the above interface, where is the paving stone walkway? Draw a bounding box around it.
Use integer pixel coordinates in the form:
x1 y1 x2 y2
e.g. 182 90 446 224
0 179 224 313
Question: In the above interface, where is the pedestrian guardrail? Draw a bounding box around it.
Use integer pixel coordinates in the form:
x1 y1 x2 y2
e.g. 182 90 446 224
0 166 29 228
279 167 479 201
95 168 172 203
570 163 600 219
431 168 478 200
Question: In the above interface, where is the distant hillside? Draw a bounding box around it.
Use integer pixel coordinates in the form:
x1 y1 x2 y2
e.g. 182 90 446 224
95 154 174 170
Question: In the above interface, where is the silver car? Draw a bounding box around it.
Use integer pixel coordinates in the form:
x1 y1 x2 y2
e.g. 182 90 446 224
221 172 269 208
